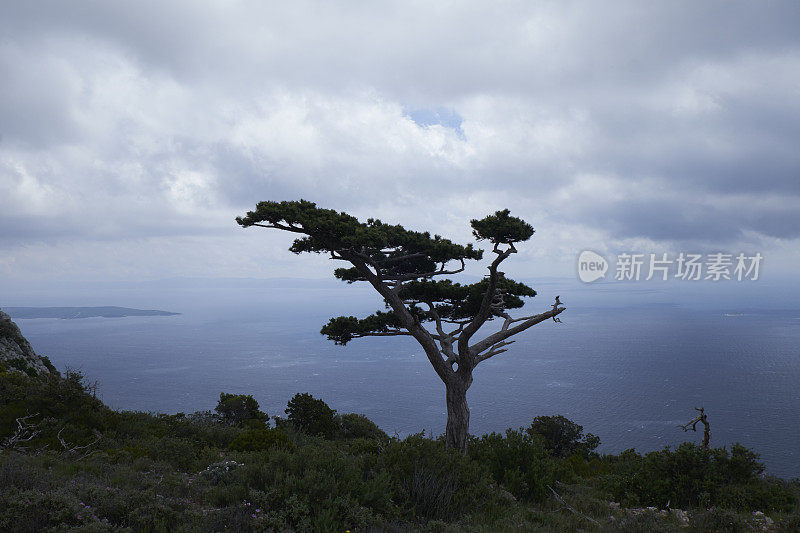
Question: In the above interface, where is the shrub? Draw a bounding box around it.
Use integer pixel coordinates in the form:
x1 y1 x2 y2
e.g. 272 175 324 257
40 356 58 375
553 453 610 481
227 428 294 452
383 433 501 521
527 415 600 458
285 393 340 439
214 393 268 427
469 428 554 501
5 358 37 377
340 413 387 441
237 442 397 530
601 442 769 508
716 479 797 512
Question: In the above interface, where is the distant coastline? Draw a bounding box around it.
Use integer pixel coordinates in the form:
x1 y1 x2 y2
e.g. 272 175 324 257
3 306 180 319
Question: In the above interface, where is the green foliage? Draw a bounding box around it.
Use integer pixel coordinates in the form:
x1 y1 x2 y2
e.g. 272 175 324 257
321 276 538 344
0 368 107 451
552 453 610 481
469 428 554 501
40 355 58 375
716 479 798 513
214 392 268 427
5 357 37 377
470 208 535 245
236 199 482 266
321 311 404 345
600 442 790 510
383 434 502 521
0 317 19 337
527 415 601 458
0 488 87 531
285 392 341 439
0 316 27 347
238 201 543 346
2 369 798 531
340 413 388 441
400 276 536 320
227 428 293 452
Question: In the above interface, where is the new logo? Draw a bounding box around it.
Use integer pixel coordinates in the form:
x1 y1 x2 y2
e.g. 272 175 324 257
577 250 608 283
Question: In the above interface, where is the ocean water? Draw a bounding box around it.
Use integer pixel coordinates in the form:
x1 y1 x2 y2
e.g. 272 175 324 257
5 278 800 478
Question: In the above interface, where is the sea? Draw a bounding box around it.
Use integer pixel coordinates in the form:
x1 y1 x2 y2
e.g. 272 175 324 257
3 277 799 478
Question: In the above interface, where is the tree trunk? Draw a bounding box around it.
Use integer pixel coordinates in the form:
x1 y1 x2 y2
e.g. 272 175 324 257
445 381 470 453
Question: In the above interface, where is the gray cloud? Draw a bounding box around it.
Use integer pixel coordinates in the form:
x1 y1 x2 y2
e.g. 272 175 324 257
0 1 798 281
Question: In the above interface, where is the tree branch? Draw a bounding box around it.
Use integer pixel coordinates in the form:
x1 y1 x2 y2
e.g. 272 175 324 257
426 301 457 364
378 258 466 282
470 297 565 360
457 244 515 367
1 414 42 450
349 331 415 339
677 407 711 448
347 255 451 381
251 222 306 233
475 340 515 364
57 428 103 459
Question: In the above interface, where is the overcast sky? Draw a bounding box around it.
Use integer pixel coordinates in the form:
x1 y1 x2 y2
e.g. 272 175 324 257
1 1 799 285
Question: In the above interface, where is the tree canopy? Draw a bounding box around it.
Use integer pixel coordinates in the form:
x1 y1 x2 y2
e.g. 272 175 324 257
237 200 549 352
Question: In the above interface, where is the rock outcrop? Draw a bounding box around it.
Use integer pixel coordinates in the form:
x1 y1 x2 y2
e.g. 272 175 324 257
0 309 55 376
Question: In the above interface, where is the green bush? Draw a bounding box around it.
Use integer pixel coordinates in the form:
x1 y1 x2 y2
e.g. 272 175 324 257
285 393 340 439
227 428 294 452
527 415 600 458
3 369 796 531
602 442 770 508
214 392 268 427
716 479 797 512
340 413 387 441
236 442 397 530
552 453 610 481
383 433 505 521
0 489 84 531
40 355 58 375
5 357 37 377
469 428 554 501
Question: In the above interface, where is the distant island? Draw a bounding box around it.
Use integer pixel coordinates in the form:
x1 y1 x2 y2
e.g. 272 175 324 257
3 306 180 319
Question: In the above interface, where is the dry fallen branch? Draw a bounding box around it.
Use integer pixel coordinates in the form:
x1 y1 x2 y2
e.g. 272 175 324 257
547 484 600 525
57 427 103 459
552 296 564 322
1 413 42 451
678 406 711 448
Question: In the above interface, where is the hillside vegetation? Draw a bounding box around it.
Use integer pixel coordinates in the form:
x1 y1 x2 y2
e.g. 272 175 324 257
1 365 798 532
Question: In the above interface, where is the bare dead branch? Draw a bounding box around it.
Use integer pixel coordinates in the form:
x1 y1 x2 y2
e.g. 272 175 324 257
470 298 566 358
678 407 711 448
1 414 42 450
547 485 600 525
475 340 516 364
57 428 103 458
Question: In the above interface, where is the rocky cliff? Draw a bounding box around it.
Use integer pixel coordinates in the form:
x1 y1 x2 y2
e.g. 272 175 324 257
0 309 55 376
